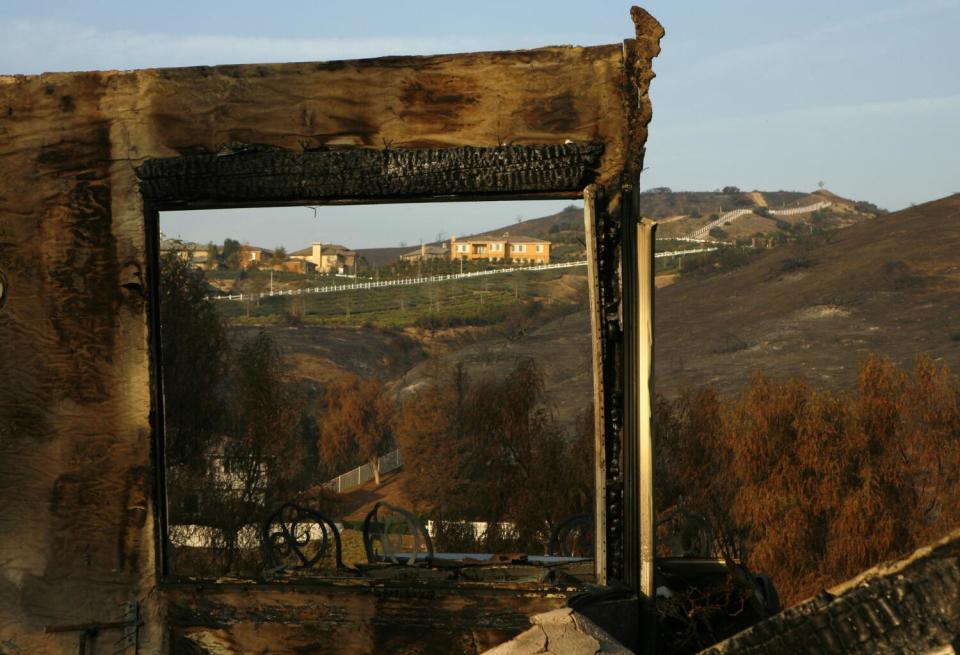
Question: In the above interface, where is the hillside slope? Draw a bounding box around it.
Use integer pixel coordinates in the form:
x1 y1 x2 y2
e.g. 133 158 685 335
399 308 593 428
655 193 960 395
229 324 425 392
355 189 883 268
478 189 880 244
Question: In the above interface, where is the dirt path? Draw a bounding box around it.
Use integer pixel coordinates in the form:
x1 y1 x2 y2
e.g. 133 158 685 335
749 191 768 207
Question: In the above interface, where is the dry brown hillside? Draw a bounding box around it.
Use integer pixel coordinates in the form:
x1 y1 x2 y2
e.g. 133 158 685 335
655 193 960 396
357 190 884 268
229 324 425 392
384 195 955 415
232 194 956 422
399 308 593 428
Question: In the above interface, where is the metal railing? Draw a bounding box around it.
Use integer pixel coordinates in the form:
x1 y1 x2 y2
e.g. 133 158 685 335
324 448 403 493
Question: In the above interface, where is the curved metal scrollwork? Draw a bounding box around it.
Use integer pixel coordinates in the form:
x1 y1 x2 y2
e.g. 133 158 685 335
262 503 344 572
548 513 594 557
657 506 713 558
362 502 433 566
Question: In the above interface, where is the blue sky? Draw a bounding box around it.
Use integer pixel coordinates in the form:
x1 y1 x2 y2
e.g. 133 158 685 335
2 1 958 248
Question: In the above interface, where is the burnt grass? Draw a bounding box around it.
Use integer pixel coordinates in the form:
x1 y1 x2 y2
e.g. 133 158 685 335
655 193 960 397
223 193 960 418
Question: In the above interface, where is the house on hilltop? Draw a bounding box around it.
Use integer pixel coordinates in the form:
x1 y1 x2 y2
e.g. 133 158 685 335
267 259 317 275
238 244 273 269
160 239 212 269
290 242 359 274
450 232 551 264
400 243 450 262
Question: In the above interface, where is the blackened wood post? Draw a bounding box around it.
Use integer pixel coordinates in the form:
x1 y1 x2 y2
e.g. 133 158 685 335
622 183 657 652
583 184 607 585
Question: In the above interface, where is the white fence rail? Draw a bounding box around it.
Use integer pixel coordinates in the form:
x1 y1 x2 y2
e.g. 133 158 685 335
658 236 711 243
213 248 735 303
690 208 754 240
211 260 589 302
689 201 832 240
656 247 719 258
325 448 403 494
769 201 831 217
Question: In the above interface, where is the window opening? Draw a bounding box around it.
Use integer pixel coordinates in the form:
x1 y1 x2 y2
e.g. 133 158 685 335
157 199 596 582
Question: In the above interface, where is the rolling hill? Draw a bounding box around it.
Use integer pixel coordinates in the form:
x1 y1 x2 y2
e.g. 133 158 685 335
398 303 593 430
654 193 960 395
394 193 960 413
230 190 934 422
354 189 884 270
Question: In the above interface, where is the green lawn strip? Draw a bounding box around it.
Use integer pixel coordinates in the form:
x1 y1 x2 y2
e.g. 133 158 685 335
219 268 586 329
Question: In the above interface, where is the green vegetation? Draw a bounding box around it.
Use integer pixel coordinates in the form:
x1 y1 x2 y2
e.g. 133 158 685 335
854 200 887 215
217 267 588 331
639 189 811 219
206 268 322 285
655 239 701 252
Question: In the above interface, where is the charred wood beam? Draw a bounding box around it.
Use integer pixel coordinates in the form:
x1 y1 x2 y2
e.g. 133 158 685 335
701 530 960 654
595 193 624 584
164 583 572 631
136 142 603 204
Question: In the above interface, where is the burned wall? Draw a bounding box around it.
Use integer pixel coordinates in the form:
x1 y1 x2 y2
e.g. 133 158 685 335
0 9 662 654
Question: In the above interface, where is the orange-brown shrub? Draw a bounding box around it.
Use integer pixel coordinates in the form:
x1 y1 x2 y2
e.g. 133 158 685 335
656 354 960 605
394 359 593 553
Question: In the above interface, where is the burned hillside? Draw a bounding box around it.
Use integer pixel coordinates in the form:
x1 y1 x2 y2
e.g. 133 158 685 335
655 193 960 397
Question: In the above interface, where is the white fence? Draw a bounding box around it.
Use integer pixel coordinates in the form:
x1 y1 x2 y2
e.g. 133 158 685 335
769 201 831 217
690 202 832 240
213 249 737 303
690 208 754 240
656 247 719 258
658 236 710 243
325 448 403 494
211 260 590 302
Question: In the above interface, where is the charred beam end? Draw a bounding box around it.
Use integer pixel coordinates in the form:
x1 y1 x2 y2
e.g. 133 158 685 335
135 142 603 203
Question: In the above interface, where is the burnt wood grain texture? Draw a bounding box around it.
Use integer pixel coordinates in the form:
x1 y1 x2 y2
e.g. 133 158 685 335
0 7 663 654
166 582 575 654
137 142 603 204
599 8 664 589
700 529 960 654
